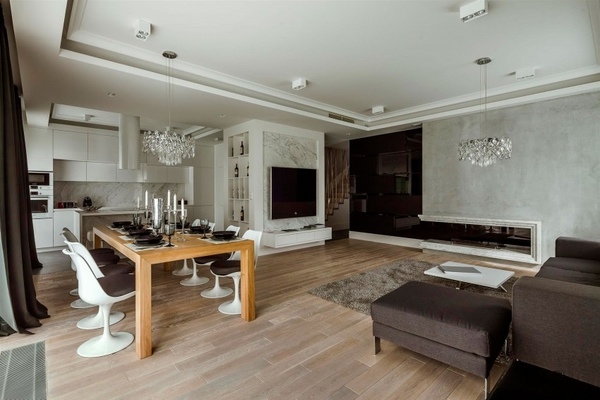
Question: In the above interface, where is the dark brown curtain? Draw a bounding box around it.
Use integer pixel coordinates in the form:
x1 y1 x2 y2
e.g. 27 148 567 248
0 5 49 334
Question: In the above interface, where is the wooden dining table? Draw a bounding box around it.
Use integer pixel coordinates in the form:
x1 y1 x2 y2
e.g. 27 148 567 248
93 225 255 359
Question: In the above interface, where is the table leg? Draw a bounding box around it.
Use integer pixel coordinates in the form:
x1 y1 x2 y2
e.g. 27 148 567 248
240 243 256 321
93 232 102 249
136 259 153 358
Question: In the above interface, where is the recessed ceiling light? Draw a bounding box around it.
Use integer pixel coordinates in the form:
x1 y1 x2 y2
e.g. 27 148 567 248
107 92 116 97
218 114 226 118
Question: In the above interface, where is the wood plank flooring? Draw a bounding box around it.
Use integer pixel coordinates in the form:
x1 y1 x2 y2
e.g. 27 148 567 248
1 239 535 399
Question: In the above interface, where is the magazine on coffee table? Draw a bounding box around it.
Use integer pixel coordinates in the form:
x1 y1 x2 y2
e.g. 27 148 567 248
438 265 481 274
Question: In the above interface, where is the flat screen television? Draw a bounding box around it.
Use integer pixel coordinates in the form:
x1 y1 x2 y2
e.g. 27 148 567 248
270 166 317 219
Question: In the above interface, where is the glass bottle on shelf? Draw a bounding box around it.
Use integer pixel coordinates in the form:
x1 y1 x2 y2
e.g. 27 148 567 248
240 141 244 155
246 163 249 176
234 163 239 177
240 206 244 221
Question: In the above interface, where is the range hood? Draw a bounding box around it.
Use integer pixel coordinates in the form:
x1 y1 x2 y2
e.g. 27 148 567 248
119 114 141 170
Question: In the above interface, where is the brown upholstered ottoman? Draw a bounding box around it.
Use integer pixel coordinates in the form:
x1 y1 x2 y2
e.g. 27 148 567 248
371 281 511 398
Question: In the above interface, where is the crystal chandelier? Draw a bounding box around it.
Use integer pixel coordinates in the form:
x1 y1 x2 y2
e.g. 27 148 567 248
142 51 195 166
458 57 512 167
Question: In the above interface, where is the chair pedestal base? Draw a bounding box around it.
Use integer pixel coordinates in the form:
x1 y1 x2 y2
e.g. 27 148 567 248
77 332 134 358
218 299 241 315
180 275 209 286
172 259 194 276
200 281 233 298
77 310 125 330
71 299 94 309
70 288 78 296
217 273 241 315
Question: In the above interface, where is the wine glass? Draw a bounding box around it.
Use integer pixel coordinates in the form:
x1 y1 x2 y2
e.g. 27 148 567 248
178 209 187 241
164 223 175 247
199 219 209 239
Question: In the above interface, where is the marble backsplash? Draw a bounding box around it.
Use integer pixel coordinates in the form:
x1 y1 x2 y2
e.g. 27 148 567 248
54 182 185 209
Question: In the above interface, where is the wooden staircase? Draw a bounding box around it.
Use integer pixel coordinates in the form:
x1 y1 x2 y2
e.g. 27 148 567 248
325 147 349 220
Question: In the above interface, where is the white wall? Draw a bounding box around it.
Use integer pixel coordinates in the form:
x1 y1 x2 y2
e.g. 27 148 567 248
423 91 600 261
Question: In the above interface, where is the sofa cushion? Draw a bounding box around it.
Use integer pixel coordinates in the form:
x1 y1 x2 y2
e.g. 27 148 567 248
371 281 511 357
536 266 600 287
543 257 600 275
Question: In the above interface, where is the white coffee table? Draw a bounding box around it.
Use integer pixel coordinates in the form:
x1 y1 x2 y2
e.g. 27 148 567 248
424 261 515 292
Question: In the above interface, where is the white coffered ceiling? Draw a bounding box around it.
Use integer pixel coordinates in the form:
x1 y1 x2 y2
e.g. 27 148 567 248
3 0 600 144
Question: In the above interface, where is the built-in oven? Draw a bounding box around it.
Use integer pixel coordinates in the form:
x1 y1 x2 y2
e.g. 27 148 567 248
28 171 52 187
31 195 53 219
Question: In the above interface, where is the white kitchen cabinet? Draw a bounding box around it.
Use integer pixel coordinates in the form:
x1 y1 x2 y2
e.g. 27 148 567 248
53 210 80 246
53 130 88 161
166 166 189 183
142 164 167 182
54 160 87 181
24 126 53 171
88 133 118 163
116 168 141 182
86 162 117 182
33 218 54 248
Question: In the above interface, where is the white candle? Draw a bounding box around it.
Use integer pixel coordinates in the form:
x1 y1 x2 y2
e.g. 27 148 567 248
137 196 140 209
144 190 148 208
181 198 184 214
173 194 177 212
167 190 171 208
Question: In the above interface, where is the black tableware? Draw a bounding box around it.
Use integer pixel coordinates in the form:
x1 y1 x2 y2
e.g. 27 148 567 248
211 230 236 240
112 220 132 228
134 234 163 245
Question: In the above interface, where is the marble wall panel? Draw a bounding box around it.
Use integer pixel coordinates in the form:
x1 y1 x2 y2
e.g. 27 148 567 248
263 131 318 231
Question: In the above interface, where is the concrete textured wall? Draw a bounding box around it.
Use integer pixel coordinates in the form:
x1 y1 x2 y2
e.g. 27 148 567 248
423 92 600 261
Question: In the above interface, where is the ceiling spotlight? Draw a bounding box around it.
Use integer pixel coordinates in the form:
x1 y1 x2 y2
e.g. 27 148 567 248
107 92 116 97
292 78 307 90
372 106 385 115
84 114 93 122
460 0 488 22
136 19 151 41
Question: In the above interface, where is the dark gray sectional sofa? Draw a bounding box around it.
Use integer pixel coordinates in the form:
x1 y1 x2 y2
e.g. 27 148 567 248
490 236 600 399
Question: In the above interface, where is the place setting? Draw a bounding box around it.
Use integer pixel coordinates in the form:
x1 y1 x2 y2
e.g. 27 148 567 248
124 192 185 251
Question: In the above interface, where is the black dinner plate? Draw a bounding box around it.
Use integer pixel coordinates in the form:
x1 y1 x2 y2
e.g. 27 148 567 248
134 240 165 247
112 220 132 228
212 230 236 239
134 234 163 245
123 224 145 231
128 228 152 237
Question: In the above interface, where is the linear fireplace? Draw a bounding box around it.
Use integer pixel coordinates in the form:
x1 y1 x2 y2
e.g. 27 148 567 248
418 215 541 264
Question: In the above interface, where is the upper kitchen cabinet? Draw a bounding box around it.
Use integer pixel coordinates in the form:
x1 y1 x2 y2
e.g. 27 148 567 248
53 130 87 161
87 133 118 163
24 126 53 171
54 160 86 181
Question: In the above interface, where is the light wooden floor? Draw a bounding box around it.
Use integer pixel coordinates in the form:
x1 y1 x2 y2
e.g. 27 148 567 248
2 239 535 400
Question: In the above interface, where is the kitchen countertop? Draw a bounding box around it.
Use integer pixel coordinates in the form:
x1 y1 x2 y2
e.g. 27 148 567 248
56 207 140 216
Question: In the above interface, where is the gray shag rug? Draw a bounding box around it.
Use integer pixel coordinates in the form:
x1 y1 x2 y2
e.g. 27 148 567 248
308 259 516 315
308 259 516 364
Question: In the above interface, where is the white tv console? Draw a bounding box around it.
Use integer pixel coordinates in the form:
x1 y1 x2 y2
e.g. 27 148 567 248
262 227 332 248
